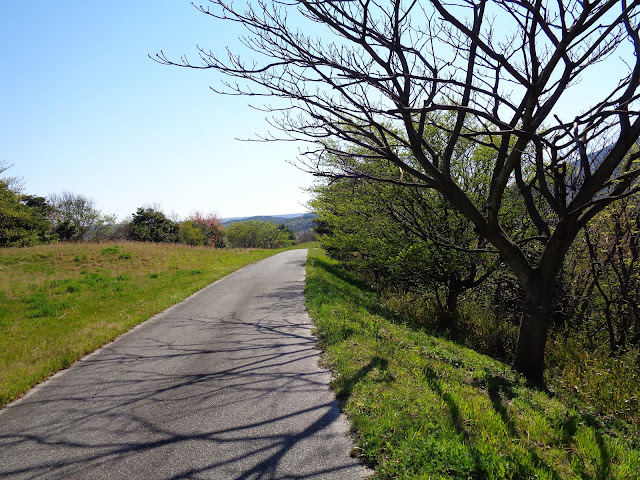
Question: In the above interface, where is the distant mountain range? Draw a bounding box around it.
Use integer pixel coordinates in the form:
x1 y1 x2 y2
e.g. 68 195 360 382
222 213 317 235
222 213 309 223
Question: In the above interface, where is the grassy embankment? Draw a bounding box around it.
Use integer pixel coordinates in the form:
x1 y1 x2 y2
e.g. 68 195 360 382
305 248 640 479
0 242 289 407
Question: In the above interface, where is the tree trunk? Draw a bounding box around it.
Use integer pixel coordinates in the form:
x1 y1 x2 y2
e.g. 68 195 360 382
512 280 554 385
445 277 462 314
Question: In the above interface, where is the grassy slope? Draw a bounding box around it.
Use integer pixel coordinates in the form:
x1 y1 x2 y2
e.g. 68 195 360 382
0 242 284 407
305 249 640 479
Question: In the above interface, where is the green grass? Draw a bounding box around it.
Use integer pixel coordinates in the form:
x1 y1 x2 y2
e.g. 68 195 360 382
0 242 285 407
305 249 640 479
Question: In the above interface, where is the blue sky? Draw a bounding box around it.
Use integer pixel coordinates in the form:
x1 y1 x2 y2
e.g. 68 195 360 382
1 2 631 221
0 1 311 221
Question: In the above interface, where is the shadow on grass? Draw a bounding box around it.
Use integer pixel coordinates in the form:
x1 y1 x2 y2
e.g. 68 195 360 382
594 429 612 480
578 414 613 480
425 366 564 479
310 252 619 479
485 375 519 437
424 366 469 440
334 356 389 402
309 256 373 294
310 256 409 326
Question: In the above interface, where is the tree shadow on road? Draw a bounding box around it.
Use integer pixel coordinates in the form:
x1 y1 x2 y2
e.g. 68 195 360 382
0 269 368 479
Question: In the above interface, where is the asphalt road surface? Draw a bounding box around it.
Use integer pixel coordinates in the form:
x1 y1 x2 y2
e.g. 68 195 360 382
0 249 370 479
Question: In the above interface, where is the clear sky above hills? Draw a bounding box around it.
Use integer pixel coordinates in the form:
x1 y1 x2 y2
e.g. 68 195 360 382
1 2 631 221
0 1 311 221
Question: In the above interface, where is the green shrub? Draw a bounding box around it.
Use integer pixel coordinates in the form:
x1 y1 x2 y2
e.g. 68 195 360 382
226 220 294 249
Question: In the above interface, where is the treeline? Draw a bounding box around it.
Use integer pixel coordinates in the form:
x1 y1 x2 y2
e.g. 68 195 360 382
311 148 640 426
0 163 300 249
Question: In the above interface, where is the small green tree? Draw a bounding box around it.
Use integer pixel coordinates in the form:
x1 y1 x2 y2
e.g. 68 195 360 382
0 184 53 247
179 220 206 246
278 224 297 244
128 207 179 243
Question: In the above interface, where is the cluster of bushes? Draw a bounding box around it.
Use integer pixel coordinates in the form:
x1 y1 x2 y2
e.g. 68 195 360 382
126 208 228 248
0 163 298 250
126 209 295 249
225 220 295 249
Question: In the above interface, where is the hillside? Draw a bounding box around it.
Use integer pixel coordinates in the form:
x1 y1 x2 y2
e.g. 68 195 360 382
222 213 317 235
305 248 640 479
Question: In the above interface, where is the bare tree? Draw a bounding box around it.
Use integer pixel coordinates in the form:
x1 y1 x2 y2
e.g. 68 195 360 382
154 0 640 383
48 191 115 242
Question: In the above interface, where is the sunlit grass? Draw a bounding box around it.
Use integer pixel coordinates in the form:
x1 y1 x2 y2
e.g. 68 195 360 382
305 248 640 479
0 242 283 406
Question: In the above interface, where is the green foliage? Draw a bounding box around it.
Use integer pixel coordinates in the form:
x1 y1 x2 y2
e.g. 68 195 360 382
0 166 53 247
128 207 180 243
179 220 207 246
226 220 295 248
310 137 501 315
305 249 640 479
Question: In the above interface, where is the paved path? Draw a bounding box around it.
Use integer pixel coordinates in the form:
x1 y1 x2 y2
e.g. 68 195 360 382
0 249 369 479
